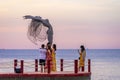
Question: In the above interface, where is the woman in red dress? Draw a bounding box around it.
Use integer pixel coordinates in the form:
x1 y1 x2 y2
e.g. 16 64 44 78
45 43 52 72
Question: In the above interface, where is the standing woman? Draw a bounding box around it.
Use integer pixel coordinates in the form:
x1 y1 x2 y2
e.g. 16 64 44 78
51 44 57 72
45 42 52 71
79 45 86 71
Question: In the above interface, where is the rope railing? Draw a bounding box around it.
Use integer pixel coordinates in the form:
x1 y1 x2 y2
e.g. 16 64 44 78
0 59 91 74
63 64 74 68
0 61 14 69
24 63 35 66
0 66 14 69
24 65 35 68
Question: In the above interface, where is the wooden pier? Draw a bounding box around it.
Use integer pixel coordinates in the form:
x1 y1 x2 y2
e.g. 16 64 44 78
0 59 91 80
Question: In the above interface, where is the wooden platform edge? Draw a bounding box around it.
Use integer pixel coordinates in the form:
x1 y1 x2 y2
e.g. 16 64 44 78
0 72 91 78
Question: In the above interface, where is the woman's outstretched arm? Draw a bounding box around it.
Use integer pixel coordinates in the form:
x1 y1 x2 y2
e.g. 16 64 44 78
23 15 51 27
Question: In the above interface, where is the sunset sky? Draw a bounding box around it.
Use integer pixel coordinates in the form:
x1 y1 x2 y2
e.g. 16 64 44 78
0 0 120 49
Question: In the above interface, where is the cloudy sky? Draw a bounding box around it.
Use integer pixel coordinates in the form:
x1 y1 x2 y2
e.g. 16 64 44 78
0 0 120 49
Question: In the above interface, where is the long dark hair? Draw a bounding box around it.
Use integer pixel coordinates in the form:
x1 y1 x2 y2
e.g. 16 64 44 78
53 44 56 51
80 45 85 52
47 42 52 53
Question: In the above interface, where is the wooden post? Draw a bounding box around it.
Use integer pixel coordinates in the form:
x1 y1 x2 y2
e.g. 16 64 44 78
60 59 63 71
21 60 24 73
47 60 51 74
14 59 17 72
82 66 84 72
35 59 38 72
74 60 78 73
88 59 91 72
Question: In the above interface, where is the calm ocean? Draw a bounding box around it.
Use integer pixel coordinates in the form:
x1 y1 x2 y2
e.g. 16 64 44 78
0 49 120 80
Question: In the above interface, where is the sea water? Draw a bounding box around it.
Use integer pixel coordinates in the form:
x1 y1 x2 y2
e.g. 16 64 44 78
0 49 120 80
